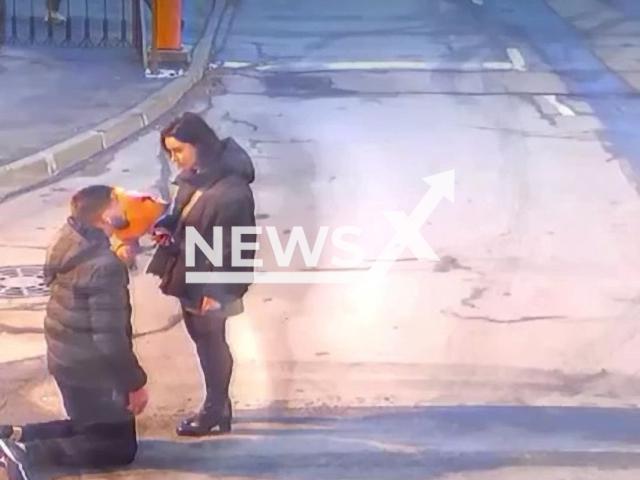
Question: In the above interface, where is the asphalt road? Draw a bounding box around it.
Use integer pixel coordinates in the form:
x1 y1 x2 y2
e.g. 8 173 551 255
3 0 640 478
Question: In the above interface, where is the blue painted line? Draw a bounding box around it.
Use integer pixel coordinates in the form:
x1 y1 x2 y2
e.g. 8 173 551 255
483 0 631 95
481 0 640 181
605 0 640 18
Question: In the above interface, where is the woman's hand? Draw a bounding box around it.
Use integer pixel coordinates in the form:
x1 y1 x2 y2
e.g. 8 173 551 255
151 227 173 246
201 296 221 313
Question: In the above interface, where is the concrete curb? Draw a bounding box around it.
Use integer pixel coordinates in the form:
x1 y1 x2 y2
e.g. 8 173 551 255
0 2 226 202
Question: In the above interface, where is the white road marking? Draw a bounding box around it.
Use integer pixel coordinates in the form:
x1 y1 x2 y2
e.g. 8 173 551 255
211 61 252 69
471 0 484 5
507 47 527 71
542 95 577 117
214 60 515 73
257 61 435 71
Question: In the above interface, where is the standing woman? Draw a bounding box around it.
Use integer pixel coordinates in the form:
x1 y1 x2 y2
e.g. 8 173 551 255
147 112 256 436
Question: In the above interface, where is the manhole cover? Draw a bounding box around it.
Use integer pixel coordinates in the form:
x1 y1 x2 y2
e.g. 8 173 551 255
0 265 49 299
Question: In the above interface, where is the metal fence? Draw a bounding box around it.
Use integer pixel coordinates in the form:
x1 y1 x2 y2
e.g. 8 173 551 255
1 0 146 49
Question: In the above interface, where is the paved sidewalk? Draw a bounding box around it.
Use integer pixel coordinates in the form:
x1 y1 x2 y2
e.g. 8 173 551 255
0 47 168 166
0 0 214 167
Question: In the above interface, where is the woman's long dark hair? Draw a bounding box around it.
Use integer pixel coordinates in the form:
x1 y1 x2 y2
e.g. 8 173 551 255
160 112 221 168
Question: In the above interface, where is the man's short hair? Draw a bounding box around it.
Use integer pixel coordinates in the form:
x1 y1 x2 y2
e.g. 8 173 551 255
70 185 114 223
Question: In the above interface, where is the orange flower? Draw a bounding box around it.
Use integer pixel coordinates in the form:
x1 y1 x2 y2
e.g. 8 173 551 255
111 187 169 243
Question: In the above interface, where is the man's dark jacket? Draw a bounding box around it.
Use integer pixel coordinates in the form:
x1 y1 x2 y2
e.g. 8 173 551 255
43 218 147 393
147 137 256 309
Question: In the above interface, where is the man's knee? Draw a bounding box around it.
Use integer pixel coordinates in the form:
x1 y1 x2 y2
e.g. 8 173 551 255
113 438 138 466
89 437 137 468
83 421 138 468
113 421 139 466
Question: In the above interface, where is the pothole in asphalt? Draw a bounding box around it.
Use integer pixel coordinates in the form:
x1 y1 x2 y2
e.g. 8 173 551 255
0 266 49 298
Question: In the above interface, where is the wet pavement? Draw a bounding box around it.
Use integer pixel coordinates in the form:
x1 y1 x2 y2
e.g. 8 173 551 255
2 0 640 479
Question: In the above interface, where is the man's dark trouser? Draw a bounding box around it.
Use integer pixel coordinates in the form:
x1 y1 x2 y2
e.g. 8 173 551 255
21 380 137 469
182 305 232 417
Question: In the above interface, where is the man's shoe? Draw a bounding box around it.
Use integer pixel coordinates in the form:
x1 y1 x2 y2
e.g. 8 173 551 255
0 440 30 480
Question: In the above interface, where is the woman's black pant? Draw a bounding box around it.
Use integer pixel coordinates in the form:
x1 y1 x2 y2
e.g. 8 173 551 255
182 305 233 417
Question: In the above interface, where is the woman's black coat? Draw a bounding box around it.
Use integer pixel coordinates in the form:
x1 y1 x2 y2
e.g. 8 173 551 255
147 137 257 309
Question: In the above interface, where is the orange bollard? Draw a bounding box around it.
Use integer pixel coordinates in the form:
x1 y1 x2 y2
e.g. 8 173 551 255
154 0 182 51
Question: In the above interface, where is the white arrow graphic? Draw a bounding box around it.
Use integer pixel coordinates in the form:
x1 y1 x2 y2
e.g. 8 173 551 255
366 170 455 281
186 170 455 285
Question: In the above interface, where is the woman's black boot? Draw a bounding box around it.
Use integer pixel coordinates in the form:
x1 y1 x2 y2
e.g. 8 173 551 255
176 399 232 437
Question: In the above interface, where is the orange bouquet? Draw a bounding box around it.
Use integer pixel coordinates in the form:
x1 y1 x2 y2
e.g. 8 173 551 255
111 187 169 267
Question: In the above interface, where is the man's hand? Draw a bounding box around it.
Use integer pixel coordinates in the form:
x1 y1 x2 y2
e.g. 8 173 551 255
201 296 221 313
115 243 138 269
127 387 149 416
